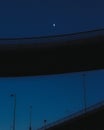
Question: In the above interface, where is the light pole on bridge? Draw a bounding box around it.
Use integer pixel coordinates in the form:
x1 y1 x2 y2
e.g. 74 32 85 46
10 93 16 130
29 105 32 130
82 73 87 113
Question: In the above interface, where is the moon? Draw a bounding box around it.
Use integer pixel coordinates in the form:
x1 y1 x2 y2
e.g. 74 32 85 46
53 23 56 27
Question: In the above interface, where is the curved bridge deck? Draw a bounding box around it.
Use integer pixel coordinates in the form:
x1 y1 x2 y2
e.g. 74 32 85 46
0 28 104 77
38 101 104 130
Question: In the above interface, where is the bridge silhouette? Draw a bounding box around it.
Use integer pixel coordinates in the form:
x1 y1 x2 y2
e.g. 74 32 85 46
0 28 104 77
38 100 104 130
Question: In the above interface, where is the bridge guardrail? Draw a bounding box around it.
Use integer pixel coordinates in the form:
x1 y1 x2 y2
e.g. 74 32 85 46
37 100 104 130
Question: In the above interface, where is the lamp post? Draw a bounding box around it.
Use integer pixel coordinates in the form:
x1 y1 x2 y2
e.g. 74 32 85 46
29 105 32 130
82 73 87 113
44 120 47 130
11 94 16 130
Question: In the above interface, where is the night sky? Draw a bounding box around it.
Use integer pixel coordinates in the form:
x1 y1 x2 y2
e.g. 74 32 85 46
0 0 104 37
0 0 104 130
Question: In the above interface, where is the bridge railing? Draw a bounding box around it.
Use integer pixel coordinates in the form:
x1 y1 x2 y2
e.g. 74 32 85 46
0 28 104 45
37 100 104 130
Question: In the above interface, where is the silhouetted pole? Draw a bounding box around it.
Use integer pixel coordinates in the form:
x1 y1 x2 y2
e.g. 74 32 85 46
44 120 47 130
29 105 32 130
11 94 16 130
82 73 87 113
82 74 87 130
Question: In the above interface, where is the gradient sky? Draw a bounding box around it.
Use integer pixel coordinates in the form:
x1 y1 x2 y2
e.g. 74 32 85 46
0 70 104 130
0 0 104 130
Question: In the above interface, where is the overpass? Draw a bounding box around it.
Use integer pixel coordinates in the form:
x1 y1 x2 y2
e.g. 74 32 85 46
38 101 104 130
0 28 104 77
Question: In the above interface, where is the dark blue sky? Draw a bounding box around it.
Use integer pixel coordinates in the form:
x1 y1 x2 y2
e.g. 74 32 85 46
0 0 104 37
0 0 104 130
0 70 104 130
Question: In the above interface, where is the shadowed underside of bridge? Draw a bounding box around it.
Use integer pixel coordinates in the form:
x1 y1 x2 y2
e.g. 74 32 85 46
38 102 104 130
0 29 104 77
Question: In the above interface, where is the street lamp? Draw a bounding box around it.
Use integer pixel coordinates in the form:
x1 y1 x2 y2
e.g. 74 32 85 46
44 120 47 130
82 73 87 113
10 94 16 130
29 105 32 130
